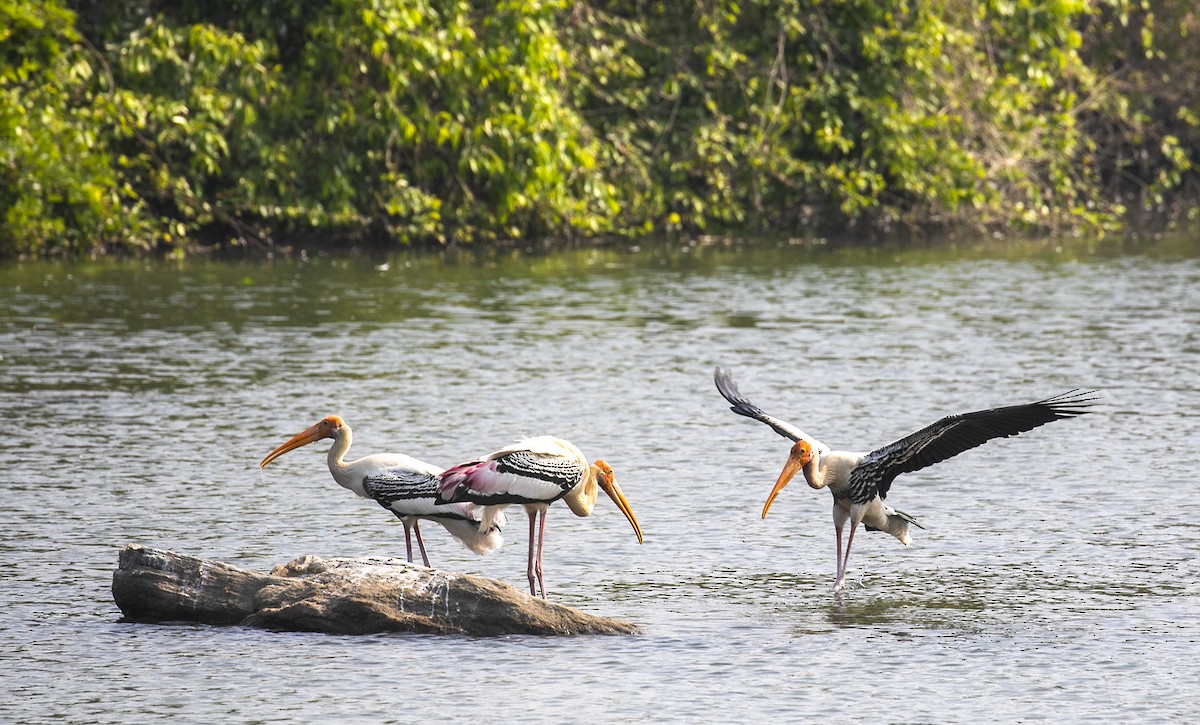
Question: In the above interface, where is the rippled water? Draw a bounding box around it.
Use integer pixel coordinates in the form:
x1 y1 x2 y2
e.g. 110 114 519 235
2 236 1198 722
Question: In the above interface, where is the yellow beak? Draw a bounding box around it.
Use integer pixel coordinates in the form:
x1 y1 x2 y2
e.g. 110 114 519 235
762 450 805 519
599 476 645 544
259 422 327 468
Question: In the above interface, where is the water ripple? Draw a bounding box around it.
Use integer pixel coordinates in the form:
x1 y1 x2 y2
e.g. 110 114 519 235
2 241 1198 722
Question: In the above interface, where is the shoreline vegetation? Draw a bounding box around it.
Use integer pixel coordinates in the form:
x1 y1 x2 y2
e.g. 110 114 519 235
3 1 1198 259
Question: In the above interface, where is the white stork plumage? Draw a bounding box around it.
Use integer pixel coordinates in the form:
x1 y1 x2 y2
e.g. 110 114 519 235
714 368 1095 591
259 416 503 566
435 435 644 599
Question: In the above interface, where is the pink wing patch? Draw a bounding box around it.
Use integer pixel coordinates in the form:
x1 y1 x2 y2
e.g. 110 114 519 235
437 456 570 505
437 459 499 501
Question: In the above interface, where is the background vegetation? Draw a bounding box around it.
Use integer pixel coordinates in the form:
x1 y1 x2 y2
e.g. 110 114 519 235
2 0 1197 257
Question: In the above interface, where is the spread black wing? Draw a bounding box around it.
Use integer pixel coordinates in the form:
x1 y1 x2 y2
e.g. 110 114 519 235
852 390 1097 501
714 367 814 444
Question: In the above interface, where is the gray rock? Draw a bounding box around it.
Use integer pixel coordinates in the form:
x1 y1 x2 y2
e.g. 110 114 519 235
112 544 637 636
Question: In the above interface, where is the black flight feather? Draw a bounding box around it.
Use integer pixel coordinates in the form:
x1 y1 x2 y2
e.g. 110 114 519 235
714 367 808 442
858 390 1098 500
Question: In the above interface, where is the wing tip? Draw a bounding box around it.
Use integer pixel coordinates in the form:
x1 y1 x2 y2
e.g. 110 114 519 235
1041 389 1101 417
713 366 734 390
714 366 756 411
714 366 738 402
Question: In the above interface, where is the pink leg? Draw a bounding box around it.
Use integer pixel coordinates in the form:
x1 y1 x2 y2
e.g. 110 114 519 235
835 521 860 591
534 510 548 599
413 520 431 568
403 520 415 563
834 524 844 584
526 509 540 596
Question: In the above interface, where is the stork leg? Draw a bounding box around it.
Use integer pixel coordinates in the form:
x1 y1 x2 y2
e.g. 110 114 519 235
835 520 860 591
526 509 540 597
412 520 431 568
832 503 849 589
403 519 415 564
534 509 548 599
834 525 844 585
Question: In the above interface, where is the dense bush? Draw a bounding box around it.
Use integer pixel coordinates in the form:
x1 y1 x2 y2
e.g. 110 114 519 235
1 0 1197 256
566 0 1198 234
1 2 145 256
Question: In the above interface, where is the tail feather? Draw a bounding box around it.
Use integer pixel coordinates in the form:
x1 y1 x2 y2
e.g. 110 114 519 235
477 506 505 536
867 505 922 547
438 515 504 556
892 508 925 529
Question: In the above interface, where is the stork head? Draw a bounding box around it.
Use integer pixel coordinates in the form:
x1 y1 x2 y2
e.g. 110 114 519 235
591 459 645 545
761 439 816 519
259 415 345 468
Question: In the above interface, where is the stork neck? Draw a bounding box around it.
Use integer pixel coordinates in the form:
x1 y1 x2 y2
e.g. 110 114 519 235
563 465 600 517
326 426 356 489
802 456 826 490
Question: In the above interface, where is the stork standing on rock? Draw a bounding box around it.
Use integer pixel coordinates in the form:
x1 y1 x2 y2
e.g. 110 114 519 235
436 435 644 599
259 416 503 567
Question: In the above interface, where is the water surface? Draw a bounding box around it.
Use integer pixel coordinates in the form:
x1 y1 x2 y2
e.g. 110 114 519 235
1 235 1197 722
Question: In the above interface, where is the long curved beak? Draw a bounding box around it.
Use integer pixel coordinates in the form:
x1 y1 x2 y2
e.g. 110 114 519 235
259 423 325 468
599 477 645 544
762 452 804 519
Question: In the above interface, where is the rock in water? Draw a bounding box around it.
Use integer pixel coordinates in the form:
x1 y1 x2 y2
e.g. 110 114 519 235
112 544 637 636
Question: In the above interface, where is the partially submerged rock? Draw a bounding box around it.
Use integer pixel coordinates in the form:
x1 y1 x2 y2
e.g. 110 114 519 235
112 544 637 636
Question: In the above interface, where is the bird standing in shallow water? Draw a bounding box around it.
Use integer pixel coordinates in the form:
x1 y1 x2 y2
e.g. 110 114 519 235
259 416 503 566
436 435 644 599
714 368 1095 591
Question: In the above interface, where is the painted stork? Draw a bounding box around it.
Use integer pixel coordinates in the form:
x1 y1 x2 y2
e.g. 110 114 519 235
435 436 644 599
714 368 1095 590
259 416 503 567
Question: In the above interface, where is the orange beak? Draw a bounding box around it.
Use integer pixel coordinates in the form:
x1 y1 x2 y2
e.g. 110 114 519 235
761 443 813 519
598 474 645 544
259 419 335 468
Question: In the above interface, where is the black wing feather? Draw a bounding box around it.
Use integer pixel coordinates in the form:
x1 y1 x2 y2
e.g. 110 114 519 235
362 469 441 504
862 390 1097 499
714 367 806 442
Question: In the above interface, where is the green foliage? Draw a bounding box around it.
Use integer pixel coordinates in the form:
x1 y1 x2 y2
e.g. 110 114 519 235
1077 0 1200 214
0 0 154 256
0 0 1197 256
281 0 614 243
564 0 1146 234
